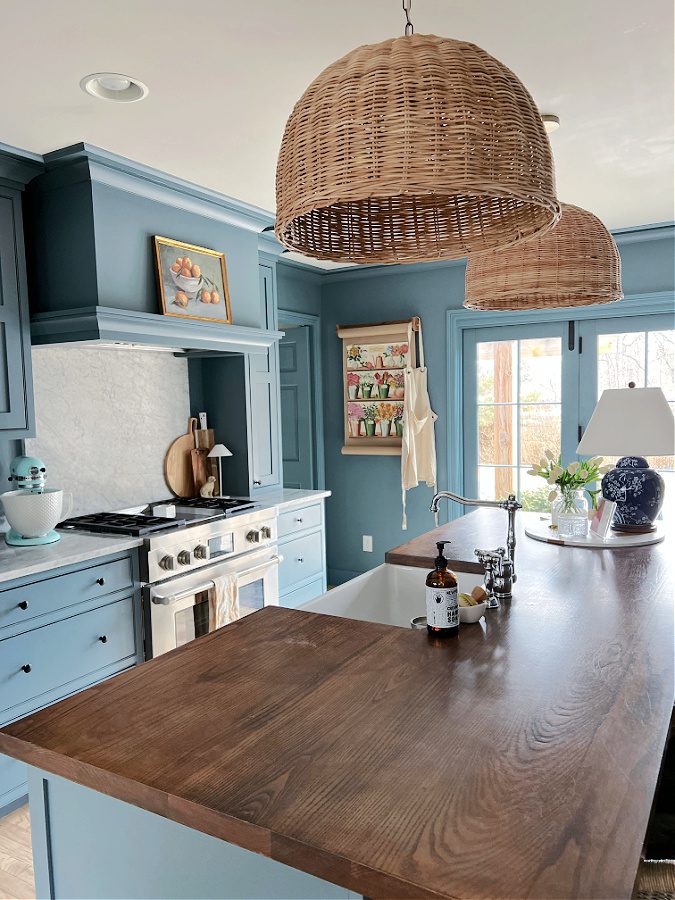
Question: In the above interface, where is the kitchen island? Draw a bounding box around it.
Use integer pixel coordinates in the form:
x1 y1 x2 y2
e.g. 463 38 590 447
0 509 672 899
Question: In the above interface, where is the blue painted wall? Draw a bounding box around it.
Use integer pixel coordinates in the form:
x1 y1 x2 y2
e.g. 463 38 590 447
319 230 675 584
277 263 322 318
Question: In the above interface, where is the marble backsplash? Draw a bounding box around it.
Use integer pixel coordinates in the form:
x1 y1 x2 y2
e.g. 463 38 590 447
25 346 191 516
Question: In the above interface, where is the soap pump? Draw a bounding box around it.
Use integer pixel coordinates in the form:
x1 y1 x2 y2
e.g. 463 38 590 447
425 541 459 637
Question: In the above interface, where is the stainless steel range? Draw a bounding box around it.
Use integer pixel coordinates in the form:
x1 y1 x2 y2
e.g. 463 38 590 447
60 498 279 658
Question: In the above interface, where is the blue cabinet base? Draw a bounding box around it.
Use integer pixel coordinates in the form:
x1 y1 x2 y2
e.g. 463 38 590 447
27 768 361 900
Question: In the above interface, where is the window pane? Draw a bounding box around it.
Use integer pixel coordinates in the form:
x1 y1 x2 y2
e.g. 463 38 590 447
478 404 517 465
520 337 562 402
478 466 516 501
520 467 551 511
647 330 675 401
520 403 561 466
597 331 646 396
477 340 516 404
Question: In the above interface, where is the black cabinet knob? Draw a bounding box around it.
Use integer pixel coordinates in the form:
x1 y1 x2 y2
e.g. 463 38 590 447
98 635 108 643
18 600 28 610
96 577 105 586
21 664 31 674
253 480 262 486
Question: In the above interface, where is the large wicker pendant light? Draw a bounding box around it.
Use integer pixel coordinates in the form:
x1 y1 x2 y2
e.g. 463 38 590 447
275 4 560 265
464 203 623 310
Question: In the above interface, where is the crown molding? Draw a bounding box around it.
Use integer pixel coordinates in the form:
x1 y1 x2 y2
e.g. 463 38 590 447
0 142 44 190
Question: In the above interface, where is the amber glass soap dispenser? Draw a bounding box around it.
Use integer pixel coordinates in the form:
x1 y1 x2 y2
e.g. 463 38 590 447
425 541 459 637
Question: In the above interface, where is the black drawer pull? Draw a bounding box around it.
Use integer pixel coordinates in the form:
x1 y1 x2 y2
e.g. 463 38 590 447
295 517 304 524
296 556 304 563
98 635 108 643
17 600 28 610
96 577 106 586
21 664 32 674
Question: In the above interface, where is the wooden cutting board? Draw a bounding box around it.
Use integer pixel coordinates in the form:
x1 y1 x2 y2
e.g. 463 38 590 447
164 417 198 497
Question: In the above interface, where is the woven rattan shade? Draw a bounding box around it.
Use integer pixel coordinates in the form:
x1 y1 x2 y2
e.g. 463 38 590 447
275 33 560 264
464 203 623 310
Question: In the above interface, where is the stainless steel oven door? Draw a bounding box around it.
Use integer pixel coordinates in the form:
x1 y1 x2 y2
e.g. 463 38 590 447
145 547 280 658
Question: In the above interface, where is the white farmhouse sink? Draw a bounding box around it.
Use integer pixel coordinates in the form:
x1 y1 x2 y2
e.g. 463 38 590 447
300 563 484 628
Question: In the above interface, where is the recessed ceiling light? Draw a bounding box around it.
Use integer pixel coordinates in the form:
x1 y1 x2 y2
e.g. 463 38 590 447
541 114 560 134
80 72 148 103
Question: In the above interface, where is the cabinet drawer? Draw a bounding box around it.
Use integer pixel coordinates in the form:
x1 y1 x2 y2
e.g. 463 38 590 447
0 595 136 715
280 577 326 608
278 503 322 539
279 532 324 593
0 555 134 632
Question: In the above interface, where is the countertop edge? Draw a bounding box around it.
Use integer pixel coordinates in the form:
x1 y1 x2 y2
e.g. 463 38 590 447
0 732 447 900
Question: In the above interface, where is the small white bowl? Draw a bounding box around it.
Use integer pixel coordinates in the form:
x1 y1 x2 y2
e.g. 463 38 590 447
459 601 487 624
170 269 200 294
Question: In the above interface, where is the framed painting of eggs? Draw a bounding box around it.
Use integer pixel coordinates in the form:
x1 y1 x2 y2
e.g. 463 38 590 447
154 236 232 324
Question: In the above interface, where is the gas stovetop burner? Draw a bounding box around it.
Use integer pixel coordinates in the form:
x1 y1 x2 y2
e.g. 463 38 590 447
59 513 187 537
170 497 256 515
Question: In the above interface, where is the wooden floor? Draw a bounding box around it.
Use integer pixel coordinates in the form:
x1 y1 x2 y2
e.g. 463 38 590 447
0 806 34 900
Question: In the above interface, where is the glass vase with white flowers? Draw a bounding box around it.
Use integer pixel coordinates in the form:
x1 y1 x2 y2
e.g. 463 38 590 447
528 451 612 537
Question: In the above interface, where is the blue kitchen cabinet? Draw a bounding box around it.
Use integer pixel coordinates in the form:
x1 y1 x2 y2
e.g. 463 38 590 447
277 499 328 607
0 550 143 814
0 187 35 437
249 264 282 492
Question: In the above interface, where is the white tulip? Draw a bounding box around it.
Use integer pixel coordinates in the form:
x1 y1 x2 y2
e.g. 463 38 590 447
589 456 603 467
547 474 557 485
545 449 556 461
539 457 548 469
548 489 558 502
599 464 613 473
527 468 539 477
551 465 564 478
567 461 580 474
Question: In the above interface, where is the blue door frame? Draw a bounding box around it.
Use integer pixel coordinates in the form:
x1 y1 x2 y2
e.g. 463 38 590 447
447 291 674 520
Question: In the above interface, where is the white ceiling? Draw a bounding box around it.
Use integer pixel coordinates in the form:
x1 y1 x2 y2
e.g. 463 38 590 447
3 0 673 231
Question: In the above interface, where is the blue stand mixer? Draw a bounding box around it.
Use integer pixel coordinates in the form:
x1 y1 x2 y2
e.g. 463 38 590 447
3 455 62 546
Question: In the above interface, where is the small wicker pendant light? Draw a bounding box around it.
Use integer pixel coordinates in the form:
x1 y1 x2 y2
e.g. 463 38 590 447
275 5 560 265
464 203 623 310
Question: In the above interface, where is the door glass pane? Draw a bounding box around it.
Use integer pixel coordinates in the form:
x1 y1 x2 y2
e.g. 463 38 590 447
520 403 561 466
597 331 646 394
478 466 515 501
477 341 516 403
520 337 562 402
647 331 675 400
478 404 517 465
520 467 551 511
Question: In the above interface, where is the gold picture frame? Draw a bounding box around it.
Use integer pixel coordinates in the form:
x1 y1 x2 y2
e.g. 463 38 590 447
154 235 233 325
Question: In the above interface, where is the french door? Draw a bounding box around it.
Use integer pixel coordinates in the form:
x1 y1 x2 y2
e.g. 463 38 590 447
463 313 674 513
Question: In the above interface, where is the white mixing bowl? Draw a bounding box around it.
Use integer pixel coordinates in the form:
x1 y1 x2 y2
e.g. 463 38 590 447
1 489 72 538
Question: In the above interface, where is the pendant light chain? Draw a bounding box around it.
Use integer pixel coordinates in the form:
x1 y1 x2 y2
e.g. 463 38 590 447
402 0 414 35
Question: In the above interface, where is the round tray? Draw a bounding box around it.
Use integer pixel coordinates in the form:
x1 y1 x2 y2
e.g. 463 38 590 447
525 517 665 549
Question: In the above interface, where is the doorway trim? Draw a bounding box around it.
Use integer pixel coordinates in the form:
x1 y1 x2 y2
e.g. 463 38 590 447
277 309 325 489
446 291 674 519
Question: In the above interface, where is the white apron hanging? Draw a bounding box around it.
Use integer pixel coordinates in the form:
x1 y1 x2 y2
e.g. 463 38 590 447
401 319 438 529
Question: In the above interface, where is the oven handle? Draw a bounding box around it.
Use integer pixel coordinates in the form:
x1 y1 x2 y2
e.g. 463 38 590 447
150 554 282 606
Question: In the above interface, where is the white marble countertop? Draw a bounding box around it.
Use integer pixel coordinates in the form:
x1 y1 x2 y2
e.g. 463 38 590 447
0 489 331 587
0 532 143 587
256 488 331 512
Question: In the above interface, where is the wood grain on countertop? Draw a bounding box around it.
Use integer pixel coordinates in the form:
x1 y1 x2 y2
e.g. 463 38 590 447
0 514 673 899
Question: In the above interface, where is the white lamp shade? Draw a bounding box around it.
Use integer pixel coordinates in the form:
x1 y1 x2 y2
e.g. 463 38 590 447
577 387 675 457
207 444 233 459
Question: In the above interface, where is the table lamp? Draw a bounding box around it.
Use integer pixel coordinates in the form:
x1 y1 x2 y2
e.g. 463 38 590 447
207 444 233 496
577 384 675 532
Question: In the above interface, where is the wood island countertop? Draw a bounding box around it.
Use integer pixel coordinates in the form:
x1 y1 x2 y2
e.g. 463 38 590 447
1 509 673 900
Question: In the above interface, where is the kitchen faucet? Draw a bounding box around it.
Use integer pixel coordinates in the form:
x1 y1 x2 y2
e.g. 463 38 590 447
429 490 522 607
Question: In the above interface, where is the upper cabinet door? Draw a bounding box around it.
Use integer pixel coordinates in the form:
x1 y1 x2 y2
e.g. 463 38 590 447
0 190 34 436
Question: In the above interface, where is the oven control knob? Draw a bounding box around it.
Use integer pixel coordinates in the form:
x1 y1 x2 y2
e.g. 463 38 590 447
177 550 192 566
261 526 272 540
194 544 209 560
246 529 261 544
159 555 175 571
